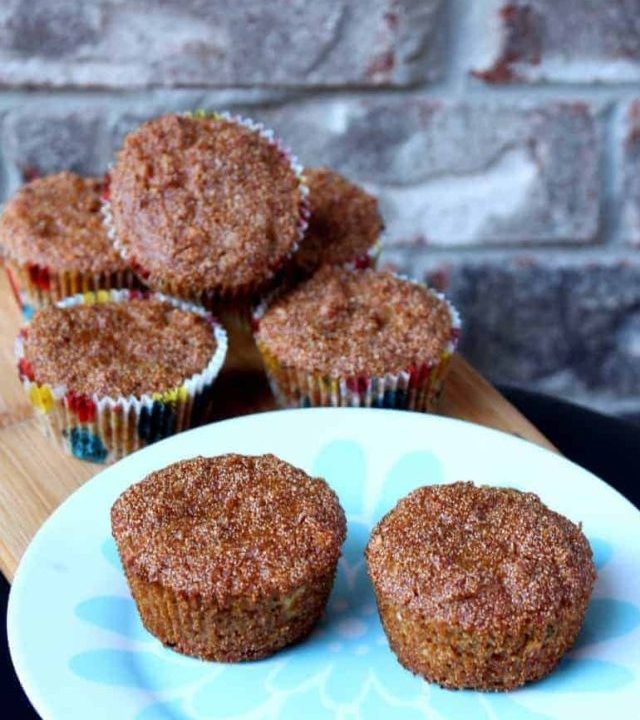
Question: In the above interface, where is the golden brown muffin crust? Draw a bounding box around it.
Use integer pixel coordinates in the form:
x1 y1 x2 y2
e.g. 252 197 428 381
293 167 381 275
0 172 127 273
109 114 303 296
366 482 596 634
111 454 346 603
256 267 454 377
24 299 215 397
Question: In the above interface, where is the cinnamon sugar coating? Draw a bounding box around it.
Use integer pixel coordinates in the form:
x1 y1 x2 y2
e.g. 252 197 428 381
256 267 453 377
109 114 303 297
24 299 215 397
111 454 346 604
0 172 127 273
367 482 595 630
293 167 381 275
366 482 596 689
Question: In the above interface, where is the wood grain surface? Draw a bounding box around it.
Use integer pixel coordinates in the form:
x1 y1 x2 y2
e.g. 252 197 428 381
0 268 555 581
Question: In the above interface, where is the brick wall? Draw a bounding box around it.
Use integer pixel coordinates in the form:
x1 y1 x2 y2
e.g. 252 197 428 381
1 0 639 417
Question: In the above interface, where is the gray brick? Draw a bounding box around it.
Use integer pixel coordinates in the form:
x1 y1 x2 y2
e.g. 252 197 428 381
257 98 602 247
17 96 604 246
0 0 444 88
107 96 601 247
0 0 103 58
2 108 105 187
605 310 640 395
622 100 640 245
473 0 640 84
387 253 640 398
106 89 287 154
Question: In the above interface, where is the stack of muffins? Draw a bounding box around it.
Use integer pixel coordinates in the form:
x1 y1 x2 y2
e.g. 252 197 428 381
1 110 460 463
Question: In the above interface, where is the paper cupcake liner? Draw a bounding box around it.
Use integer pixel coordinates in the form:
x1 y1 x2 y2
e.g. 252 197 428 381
16 289 228 464
253 281 461 412
256 345 455 411
3 256 140 319
121 564 336 661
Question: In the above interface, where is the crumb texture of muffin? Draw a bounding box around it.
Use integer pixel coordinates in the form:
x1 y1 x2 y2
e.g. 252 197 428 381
23 298 215 397
365 482 596 691
111 454 346 661
109 113 304 299
0 172 127 274
293 167 382 276
256 267 454 378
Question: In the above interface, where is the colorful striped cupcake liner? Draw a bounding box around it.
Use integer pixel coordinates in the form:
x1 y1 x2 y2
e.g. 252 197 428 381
16 289 228 464
3 257 140 320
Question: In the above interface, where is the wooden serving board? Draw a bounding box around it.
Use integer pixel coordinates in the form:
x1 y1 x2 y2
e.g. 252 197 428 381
0 269 555 581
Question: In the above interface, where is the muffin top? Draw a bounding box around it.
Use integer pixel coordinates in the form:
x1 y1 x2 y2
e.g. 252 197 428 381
22 298 215 397
111 454 346 602
0 172 127 273
255 267 457 377
109 113 304 297
292 167 382 276
366 482 596 633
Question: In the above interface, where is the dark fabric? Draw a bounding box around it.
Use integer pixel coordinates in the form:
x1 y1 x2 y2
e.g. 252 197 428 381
500 386 640 509
3 389 640 717
1 571 37 718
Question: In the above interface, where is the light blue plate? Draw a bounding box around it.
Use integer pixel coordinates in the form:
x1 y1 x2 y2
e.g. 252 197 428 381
8 408 640 719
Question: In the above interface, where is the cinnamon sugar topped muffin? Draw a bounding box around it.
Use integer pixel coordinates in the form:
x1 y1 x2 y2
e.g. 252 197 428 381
108 113 306 300
292 167 382 276
111 454 346 661
23 298 216 397
366 482 596 690
0 172 136 314
0 172 126 274
256 267 456 378
17 291 227 463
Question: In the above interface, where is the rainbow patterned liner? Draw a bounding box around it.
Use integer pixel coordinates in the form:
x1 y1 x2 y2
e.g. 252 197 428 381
101 110 310 312
15 289 228 464
253 283 461 412
3 256 140 320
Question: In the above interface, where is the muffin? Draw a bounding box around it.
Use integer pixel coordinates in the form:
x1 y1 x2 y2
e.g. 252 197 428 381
105 111 308 370
111 454 346 661
253 267 460 411
0 172 137 316
289 167 383 279
16 289 227 463
366 482 596 690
